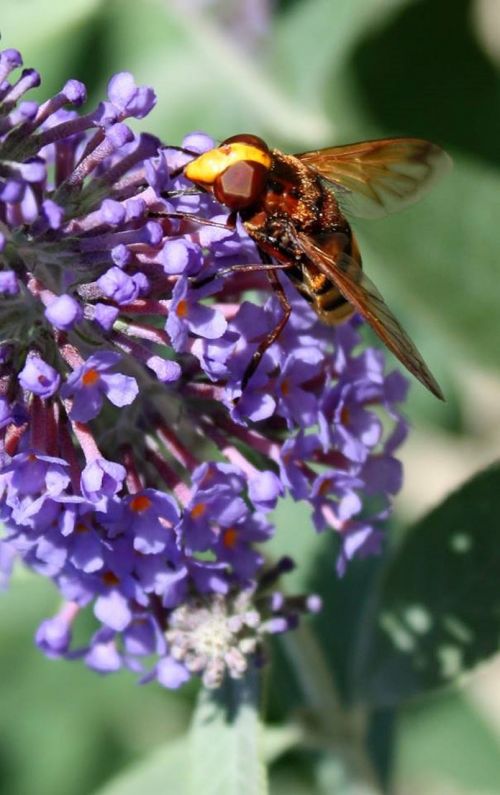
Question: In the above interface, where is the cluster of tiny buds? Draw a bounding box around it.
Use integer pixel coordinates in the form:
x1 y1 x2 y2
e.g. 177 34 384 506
164 558 322 689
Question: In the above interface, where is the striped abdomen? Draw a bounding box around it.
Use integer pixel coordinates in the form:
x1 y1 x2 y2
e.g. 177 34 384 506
287 230 362 325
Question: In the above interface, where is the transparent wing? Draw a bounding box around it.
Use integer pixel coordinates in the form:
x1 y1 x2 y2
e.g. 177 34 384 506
295 231 444 399
295 138 451 219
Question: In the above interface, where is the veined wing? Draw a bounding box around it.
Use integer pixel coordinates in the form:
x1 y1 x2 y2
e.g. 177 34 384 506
296 231 444 399
295 138 451 219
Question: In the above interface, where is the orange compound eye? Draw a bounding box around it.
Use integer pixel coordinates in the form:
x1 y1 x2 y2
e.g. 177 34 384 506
213 160 268 210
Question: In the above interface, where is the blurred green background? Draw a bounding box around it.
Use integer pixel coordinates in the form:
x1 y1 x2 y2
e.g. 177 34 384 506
1 0 500 792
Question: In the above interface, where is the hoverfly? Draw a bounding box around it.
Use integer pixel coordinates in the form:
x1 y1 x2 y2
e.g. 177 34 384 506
182 133 451 399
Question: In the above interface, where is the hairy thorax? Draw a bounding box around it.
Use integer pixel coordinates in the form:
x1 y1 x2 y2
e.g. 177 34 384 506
241 150 346 263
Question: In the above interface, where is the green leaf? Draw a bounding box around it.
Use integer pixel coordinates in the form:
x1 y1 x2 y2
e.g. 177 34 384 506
274 0 409 101
397 688 500 794
357 462 500 706
93 721 298 795
189 668 268 795
262 724 303 764
270 772 320 795
347 0 500 167
93 739 188 795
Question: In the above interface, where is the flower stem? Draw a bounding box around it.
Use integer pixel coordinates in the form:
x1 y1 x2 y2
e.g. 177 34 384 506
282 621 382 792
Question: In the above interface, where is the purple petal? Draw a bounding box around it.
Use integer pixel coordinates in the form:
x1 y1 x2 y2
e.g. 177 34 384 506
156 656 190 689
188 303 227 340
36 615 71 657
111 244 131 267
62 79 87 105
97 266 139 304
81 458 126 501
248 471 284 511
94 303 119 330
94 589 132 631
107 72 156 119
18 355 60 398
162 239 203 276
101 372 139 407
0 270 19 295
182 131 215 153
100 198 126 226
70 533 104 574
68 388 104 422
41 199 64 229
146 356 181 383
44 294 83 330
85 639 122 672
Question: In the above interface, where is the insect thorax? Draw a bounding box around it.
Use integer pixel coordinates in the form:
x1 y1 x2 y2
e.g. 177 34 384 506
241 151 344 254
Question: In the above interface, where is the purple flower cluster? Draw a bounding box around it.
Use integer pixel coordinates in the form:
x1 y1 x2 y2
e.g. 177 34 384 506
0 49 408 688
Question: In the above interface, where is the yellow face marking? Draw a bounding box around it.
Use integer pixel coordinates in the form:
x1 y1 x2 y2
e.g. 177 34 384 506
184 143 271 187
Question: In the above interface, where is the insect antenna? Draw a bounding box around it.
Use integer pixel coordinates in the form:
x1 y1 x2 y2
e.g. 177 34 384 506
162 144 201 179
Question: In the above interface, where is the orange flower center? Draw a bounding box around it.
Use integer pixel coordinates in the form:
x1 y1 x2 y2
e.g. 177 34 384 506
130 494 152 513
102 571 119 587
176 299 189 318
82 368 100 387
190 502 207 519
319 478 332 497
222 527 238 548
340 406 350 426
280 379 290 396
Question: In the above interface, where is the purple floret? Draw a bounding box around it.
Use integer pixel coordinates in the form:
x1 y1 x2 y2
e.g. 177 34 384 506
166 275 227 351
18 354 60 398
61 352 139 421
44 294 83 330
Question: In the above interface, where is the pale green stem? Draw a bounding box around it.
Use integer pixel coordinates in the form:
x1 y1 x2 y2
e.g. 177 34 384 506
282 621 383 793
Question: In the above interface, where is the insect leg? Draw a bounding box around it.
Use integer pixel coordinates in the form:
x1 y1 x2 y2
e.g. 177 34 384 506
194 260 292 288
161 188 202 198
241 265 292 390
218 261 292 277
155 211 234 229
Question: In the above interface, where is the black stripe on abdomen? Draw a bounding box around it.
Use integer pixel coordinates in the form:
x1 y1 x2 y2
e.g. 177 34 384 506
316 288 353 323
319 289 346 312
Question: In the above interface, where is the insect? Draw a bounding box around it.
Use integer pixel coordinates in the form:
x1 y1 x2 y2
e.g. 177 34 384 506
183 134 451 399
